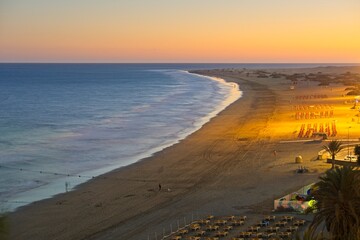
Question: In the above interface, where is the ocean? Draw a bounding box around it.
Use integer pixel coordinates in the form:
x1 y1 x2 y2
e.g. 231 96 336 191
0 63 354 211
0 63 244 211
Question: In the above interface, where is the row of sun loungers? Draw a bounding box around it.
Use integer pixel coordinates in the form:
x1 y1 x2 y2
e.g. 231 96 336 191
295 95 327 100
297 122 337 138
293 104 333 110
295 110 333 120
168 215 306 240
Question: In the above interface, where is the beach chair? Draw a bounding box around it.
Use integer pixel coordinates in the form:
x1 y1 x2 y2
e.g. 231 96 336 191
225 215 235 220
259 232 276 238
265 227 276 233
178 229 188 235
281 216 294 222
238 216 247 221
195 230 206 236
206 225 219 231
238 232 252 238
286 226 298 232
214 219 227 225
278 231 292 238
263 215 276 221
186 237 201 240
190 224 201 231
198 219 210 225
230 220 244 226
215 231 228 237
293 219 306 226
247 226 260 232
275 221 288 227
223 226 233 231
207 215 214 220
250 232 263 238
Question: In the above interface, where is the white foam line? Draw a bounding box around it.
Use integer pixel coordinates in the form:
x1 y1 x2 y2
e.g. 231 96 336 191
3 70 243 212
184 71 243 118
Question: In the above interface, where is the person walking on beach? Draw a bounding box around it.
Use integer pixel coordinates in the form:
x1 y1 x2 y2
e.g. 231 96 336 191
158 184 162 191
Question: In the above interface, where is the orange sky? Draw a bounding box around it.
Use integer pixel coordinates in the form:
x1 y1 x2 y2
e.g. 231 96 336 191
0 0 359 63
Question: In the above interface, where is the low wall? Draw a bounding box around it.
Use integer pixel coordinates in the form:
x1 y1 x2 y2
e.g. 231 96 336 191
326 159 358 167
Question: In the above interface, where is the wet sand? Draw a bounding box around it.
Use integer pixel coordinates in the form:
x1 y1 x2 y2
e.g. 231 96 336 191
8 66 360 240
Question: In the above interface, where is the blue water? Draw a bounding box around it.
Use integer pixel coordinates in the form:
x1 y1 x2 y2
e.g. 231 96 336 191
0 63 356 211
0 63 243 210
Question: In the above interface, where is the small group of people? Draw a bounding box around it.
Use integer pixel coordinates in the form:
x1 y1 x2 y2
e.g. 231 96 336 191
296 165 307 174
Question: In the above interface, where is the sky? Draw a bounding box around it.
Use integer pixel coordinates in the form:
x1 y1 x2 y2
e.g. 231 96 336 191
0 0 359 63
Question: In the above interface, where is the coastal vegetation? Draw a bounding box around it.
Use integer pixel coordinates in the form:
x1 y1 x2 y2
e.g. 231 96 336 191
354 145 360 165
323 140 344 169
302 166 360 240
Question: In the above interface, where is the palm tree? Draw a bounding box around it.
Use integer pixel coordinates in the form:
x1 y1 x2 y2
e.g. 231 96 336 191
310 166 360 240
323 140 344 169
295 228 327 240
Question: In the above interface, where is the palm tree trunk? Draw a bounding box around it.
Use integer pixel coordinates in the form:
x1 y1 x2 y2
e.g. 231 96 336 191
332 154 335 169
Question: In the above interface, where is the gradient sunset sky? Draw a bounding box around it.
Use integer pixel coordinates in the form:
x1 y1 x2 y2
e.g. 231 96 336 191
1 0 359 63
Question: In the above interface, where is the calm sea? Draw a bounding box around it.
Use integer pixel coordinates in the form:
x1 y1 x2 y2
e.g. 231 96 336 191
0 63 353 211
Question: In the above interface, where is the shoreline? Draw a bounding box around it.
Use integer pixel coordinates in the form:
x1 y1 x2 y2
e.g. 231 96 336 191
8 66 360 240
3 69 241 212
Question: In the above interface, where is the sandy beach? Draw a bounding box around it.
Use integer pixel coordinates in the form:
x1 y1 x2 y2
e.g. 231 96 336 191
8 66 360 240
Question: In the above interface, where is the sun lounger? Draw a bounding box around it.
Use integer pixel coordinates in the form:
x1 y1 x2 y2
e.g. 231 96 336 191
247 226 260 232
238 232 252 238
263 215 276 221
215 231 229 237
186 237 201 240
275 221 288 227
171 236 182 240
281 216 294 222
286 226 298 232
278 231 292 238
214 219 227 225
293 219 306 226
198 219 210 225
223 226 233 231
226 215 235 220
206 225 219 231
204 237 219 240
178 229 188 235
258 232 276 238
195 230 206 236
230 220 244 226
250 232 263 238
266 226 279 232
190 224 201 231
